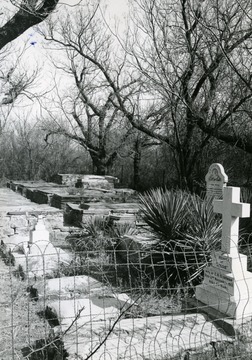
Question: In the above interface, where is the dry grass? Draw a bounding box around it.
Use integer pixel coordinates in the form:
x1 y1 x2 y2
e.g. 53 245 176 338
0 267 51 359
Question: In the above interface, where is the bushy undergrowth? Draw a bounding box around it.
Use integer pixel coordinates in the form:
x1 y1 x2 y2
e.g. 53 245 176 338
67 216 137 253
139 188 222 288
61 216 139 286
21 336 68 360
0 240 15 266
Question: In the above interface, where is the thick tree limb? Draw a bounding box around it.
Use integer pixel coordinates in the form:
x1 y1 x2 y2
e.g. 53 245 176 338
0 0 59 50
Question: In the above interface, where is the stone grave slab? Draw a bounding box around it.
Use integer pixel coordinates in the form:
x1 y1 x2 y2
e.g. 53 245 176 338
13 243 71 278
37 275 105 300
31 189 53 204
80 202 139 212
3 234 29 252
60 313 232 360
64 202 140 227
50 193 85 209
49 293 133 330
109 213 137 224
9 217 71 278
64 203 84 226
196 186 252 318
206 163 228 200
117 234 157 262
79 189 118 203
52 174 118 188
7 180 46 193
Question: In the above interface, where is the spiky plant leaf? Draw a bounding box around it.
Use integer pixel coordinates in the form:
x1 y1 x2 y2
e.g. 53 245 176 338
139 188 222 288
139 188 189 240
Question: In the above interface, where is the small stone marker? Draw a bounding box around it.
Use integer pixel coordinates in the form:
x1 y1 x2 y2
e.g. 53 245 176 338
30 216 49 243
196 185 252 319
206 163 228 200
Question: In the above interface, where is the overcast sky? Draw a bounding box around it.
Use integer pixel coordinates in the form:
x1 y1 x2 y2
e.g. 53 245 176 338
0 0 130 121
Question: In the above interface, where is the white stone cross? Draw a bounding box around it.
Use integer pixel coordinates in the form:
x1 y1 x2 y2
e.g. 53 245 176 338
214 187 250 255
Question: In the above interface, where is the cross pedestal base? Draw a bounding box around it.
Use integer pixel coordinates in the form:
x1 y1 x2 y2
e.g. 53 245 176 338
196 252 252 319
196 281 252 319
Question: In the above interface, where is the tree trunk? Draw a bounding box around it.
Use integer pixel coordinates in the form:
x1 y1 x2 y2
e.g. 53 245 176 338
91 156 107 175
133 137 142 190
175 146 196 192
95 163 106 175
0 0 60 50
133 151 141 190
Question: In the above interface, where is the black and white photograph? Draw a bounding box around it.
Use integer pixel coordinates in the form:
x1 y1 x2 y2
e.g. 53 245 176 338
1 1 252 359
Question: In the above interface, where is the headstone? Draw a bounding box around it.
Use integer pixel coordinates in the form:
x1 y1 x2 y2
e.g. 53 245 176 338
205 163 228 200
214 187 250 255
30 216 49 243
196 186 252 319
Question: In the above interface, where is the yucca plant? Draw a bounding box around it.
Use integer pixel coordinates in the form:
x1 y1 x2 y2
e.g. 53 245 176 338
139 189 222 289
108 222 138 239
139 188 189 240
67 216 114 253
82 216 111 238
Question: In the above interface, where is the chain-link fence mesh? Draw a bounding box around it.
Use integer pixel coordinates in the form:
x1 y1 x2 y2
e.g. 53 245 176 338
1 240 252 360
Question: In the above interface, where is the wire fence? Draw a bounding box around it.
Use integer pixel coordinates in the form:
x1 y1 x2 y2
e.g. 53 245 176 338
1 240 252 360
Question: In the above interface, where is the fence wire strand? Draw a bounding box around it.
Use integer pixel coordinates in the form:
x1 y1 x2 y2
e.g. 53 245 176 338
1 238 252 359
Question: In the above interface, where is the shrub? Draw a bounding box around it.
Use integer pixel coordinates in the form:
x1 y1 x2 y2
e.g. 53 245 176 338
139 188 222 289
0 244 15 266
67 216 114 253
63 216 139 286
13 264 26 280
139 188 189 240
21 336 68 360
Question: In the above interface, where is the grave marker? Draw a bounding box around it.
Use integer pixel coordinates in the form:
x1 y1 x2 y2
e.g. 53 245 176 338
30 216 49 243
196 184 252 319
214 187 250 255
205 163 228 200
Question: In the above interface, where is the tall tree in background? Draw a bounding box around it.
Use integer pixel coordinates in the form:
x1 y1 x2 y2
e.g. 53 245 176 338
42 5 138 175
118 0 252 189
0 116 86 180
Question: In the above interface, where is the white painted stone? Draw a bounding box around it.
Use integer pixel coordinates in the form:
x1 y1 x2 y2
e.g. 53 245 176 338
196 185 252 319
61 314 232 360
9 216 28 230
38 275 105 300
30 216 49 243
196 282 252 319
50 293 133 330
4 234 28 252
214 187 250 255
211 251 247 274
205 163 228 200
13 242 70 278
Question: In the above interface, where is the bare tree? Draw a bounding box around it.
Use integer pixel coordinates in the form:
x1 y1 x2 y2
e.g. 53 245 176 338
42 5 138 175
119 0 252 188
0 115 86 180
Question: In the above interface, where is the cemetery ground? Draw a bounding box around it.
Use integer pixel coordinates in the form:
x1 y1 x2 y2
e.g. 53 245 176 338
1 170 252 359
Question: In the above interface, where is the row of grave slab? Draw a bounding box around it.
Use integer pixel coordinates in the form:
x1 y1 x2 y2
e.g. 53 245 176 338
6 175 161 268
0 187 232 360
7 175 142 227
7 174 136 209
